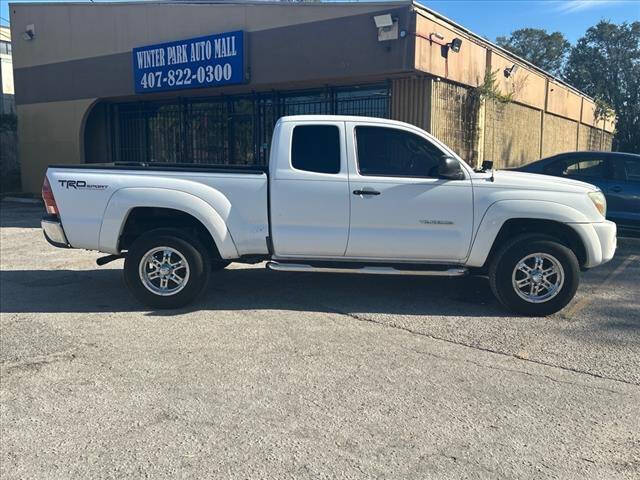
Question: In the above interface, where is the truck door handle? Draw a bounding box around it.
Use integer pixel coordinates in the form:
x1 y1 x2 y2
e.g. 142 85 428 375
610 185 622 193
353 189 381 196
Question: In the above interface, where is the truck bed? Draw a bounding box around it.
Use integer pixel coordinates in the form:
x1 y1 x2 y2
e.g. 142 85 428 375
46 162 269 257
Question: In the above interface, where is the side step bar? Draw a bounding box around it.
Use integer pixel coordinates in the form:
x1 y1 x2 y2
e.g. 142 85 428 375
266 261 468 277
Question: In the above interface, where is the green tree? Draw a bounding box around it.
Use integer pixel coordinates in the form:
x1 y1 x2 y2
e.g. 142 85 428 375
565 21 640 153
496 28 571 76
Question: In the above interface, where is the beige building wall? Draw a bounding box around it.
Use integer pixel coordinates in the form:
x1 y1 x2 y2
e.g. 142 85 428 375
11 2 406 69
578 124 602 151
546 82 582 122
484 99 542 167
581 98 597 126
18 99 96 193
489 51 546 110
414 15 486 87
541 113 578 158
577 123 614 151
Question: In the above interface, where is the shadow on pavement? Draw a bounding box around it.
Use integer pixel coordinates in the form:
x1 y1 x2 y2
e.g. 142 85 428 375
0 266 509 318
0 203 43 228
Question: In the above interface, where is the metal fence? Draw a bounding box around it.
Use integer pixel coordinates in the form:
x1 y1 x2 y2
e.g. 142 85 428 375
111 84 390 166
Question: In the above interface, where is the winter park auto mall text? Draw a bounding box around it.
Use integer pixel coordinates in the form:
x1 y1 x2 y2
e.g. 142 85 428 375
133 30 245 93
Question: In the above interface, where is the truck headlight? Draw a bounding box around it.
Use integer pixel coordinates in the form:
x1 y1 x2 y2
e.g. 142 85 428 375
588 191 607 218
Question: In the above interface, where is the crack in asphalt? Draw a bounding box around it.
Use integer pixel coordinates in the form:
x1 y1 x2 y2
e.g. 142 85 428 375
403 346 623 395
323 307 640 390
1 349 77 376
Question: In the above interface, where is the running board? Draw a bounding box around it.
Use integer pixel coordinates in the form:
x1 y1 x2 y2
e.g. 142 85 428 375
266 261 468 277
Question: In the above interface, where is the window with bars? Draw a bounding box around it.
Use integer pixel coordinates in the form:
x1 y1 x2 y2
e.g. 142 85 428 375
106 84 390 166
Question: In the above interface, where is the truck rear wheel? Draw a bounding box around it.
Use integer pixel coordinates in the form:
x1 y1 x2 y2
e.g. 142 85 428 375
124 231 210 309
489 235 580 316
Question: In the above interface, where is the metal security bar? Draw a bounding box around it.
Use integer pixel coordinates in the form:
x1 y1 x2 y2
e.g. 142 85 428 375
110 84 390 166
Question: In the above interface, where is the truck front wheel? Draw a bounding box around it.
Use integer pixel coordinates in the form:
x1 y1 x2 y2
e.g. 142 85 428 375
489 235 580 316
124 231 210 309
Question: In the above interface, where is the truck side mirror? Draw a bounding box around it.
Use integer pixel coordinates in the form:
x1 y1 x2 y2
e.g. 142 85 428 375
437 156 465 180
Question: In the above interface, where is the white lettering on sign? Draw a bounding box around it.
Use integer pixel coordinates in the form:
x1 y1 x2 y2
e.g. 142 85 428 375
214 36 237 58
190 40 213 62
136 48 165 68
166 45 189 65
133 30 243 93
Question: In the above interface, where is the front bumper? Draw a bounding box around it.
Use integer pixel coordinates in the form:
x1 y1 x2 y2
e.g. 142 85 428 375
593 220 617 264
570 220 616 269
41 214 70 248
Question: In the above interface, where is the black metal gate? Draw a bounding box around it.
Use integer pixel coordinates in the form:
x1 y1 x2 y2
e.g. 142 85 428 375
109 84 390 166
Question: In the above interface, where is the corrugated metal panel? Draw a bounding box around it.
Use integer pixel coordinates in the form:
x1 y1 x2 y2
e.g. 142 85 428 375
430 80 477 165
484 99 542 167
391 77 430 131
578 123 611 152
541 113 578 158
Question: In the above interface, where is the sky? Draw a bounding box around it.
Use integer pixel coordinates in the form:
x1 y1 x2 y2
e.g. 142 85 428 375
1 0 639 44
420 0 640 43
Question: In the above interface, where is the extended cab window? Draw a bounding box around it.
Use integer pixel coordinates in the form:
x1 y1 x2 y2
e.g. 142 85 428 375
355 126 444 177
291 125 340 174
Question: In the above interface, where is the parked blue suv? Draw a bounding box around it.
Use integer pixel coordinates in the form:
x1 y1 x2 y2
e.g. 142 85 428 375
514 151 640 234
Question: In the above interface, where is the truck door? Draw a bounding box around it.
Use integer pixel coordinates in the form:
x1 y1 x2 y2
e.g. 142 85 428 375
344 122 473 262
269 120 350 257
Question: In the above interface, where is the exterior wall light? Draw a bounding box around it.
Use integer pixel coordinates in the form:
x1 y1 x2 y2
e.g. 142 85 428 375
373 14 393 29
425 33 462 54
374 13 399 41
504 64 519 78
450 37 463 53
23 24 35 41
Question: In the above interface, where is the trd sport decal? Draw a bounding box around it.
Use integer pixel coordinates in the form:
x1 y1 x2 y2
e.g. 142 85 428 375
58 180 108 190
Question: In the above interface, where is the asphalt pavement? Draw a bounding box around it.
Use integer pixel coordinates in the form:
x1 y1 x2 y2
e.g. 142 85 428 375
1 201 639 479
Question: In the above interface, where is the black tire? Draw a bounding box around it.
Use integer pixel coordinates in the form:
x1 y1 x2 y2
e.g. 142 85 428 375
489 234 580 316
124 230 210 309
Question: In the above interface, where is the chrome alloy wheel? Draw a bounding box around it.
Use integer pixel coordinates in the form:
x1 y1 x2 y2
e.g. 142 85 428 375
511 253 565 303
138 246 190 296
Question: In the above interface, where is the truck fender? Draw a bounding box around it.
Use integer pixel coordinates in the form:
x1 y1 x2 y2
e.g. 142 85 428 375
98 187 239 258
465 199 592 267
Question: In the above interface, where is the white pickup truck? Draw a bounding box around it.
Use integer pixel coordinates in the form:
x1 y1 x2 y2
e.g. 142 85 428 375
41 115 616 315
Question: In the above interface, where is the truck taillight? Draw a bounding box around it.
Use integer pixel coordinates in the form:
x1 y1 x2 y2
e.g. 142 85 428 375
42 176 59 215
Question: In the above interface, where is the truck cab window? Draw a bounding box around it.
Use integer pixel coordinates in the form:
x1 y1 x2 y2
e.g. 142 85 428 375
355 126 444 177
291 125 340 174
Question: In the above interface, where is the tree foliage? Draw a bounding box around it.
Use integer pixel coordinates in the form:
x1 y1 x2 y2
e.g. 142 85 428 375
496 28 570 76
564 21 640 153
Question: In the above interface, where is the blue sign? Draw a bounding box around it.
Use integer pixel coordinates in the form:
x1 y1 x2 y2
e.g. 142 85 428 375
133 30 244 93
